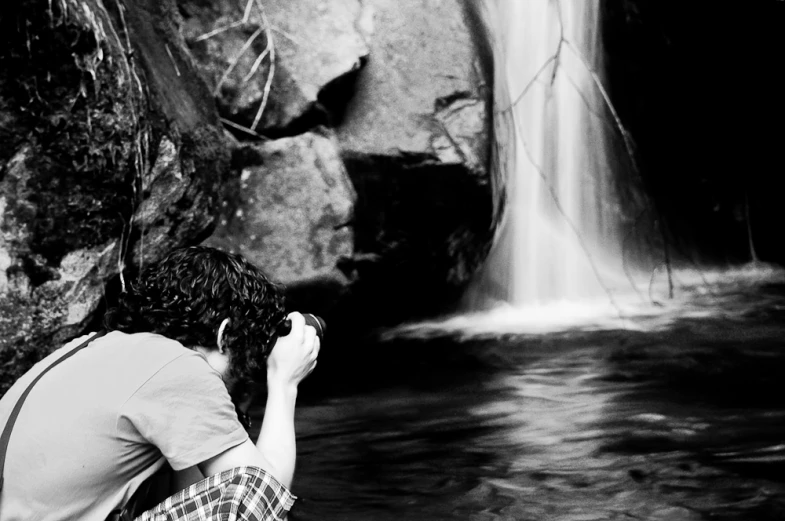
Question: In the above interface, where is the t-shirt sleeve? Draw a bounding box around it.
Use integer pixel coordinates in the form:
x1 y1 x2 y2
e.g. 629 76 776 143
118 351 249 471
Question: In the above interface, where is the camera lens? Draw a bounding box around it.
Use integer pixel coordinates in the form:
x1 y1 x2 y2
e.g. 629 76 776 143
303 313 326 340
275 313 326 342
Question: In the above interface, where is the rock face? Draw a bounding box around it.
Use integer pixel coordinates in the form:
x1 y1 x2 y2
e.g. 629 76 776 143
179 0 370 136
0 0 494 394
337 0 489 167
195 0 493 323
205 130 355 291
0 0 229 394
332 0 494 322
263 0 370 106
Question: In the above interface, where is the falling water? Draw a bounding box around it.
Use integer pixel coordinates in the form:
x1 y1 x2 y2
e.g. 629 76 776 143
467 0 626 308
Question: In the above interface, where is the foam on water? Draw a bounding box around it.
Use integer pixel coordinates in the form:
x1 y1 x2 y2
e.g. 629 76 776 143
386 263 785 340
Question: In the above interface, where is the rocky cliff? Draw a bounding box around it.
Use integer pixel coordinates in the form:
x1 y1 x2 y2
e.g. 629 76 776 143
0 0 231 393
0 0 493 393
187 0 494 325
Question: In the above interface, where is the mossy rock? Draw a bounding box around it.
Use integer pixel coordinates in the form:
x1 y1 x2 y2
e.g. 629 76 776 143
0 0 229 396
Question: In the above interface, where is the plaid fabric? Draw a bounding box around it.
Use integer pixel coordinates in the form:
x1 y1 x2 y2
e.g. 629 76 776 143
135 466 296 521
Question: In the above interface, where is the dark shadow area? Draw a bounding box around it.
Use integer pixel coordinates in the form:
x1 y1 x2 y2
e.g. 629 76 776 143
332 152 494 331
317 56 368 128
603 0 785 265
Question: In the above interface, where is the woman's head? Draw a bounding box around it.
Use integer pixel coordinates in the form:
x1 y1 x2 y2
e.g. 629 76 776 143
105 246 287 386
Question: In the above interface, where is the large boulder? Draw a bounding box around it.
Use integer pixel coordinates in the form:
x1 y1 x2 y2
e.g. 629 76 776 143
336 0 490 167
179 0 370 136
204 129 355 313
333 0 494 322
182 0 493 325
0 0 230 395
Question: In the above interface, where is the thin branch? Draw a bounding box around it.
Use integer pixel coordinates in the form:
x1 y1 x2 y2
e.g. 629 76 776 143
563 38 678 299
118 220 127 293
647 262 667 306
745 190 759 262
431 117 471 167
242 0 254 23
242 46 270 83
194 20 243 42
516 118 624 317
499 1 566 114
495 3 683 305
662 223 674 298
271 25 302 46
164 43 180 77
558 67 646 300
561 68 620 136
112 0 149 288
495 55 557 115
563 40 640 178
550 0 564 85
491 6 622 312
220 117 269 139
250 0 275 132
497 5 623 313
213 25 265 96
619 210 646 301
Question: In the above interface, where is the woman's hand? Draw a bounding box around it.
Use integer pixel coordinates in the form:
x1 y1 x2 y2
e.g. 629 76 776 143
266 312 320 390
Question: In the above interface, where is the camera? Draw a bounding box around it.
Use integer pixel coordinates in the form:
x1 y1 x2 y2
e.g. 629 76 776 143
276 313 326 342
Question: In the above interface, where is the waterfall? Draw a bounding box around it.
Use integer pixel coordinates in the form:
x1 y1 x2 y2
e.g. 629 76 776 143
384 1 785 339
466 0 627 308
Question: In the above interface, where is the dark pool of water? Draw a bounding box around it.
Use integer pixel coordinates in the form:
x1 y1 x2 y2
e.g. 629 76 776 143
252 282 785 520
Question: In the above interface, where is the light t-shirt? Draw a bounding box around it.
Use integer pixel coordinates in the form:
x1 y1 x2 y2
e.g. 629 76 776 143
0 330 249 521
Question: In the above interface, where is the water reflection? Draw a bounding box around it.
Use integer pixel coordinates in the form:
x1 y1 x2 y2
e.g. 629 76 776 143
252 267 785 520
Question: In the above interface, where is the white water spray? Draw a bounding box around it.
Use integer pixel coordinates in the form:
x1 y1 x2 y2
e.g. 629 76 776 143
382 1 785 340
467 0 625 308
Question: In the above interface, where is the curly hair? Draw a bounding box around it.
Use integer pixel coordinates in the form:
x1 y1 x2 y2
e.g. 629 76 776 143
104 246 287 387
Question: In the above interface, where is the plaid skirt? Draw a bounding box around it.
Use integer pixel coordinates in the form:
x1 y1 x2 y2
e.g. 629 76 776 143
134 466 296 521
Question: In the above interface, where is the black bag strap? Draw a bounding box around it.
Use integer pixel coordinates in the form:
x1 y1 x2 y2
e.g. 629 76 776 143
0 330 107 492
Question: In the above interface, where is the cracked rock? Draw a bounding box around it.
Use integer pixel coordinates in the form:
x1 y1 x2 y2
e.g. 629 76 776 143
0 0 229 394
336 0 490 174
180 0 370 136
204 129 355 292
